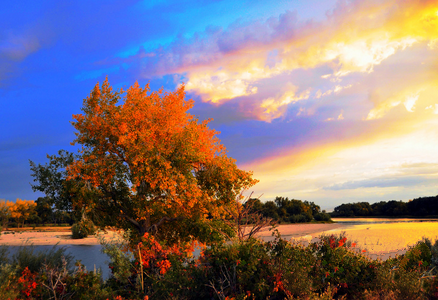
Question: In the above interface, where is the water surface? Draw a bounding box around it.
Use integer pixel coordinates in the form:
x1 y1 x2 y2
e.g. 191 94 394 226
5 244 112 280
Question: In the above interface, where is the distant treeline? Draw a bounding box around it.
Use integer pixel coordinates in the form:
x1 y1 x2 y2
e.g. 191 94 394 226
0 197 73 229
245 197 332 223
331 195 438 217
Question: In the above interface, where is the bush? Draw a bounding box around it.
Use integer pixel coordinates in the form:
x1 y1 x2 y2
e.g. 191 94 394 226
98 231 134 286
3 229 438 299
0 263 19 299
72 219 96 239
290 214 308 223
64 262 111 300
314 212 332 222
8 222 18 228
0 245 8 265
11 244 74 274
202 238 274 299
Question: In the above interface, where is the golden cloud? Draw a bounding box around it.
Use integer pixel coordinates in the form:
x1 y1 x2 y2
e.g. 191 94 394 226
259 85 310 122
182 0 438 121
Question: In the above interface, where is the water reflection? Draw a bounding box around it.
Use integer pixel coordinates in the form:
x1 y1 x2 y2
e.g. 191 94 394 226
332 218 438 225
7 245 111 280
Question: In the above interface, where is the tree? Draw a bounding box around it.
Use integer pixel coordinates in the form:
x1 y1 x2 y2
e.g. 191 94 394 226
225 194 275 242
261 201 280 221
66 78 257 244
30 150 81 213
35 197 54 224
0 199 12 229
10 199 37 228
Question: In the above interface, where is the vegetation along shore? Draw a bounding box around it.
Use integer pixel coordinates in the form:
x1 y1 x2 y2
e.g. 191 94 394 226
1 79 438 299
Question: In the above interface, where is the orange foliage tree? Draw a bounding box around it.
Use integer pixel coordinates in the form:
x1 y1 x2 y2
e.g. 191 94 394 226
9 199 37 228
67 78 258 244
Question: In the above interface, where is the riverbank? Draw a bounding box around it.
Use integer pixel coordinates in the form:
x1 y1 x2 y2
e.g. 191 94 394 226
0 223 347 246
255 223 348 241
0 228 122 246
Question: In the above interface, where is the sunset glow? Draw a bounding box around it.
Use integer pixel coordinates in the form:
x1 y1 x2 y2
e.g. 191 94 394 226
2 0 438 210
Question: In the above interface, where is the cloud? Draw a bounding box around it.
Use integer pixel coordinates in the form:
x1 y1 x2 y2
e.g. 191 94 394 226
242 117 438 205
323 176 431 190
104 0 438 123
426 104 438 114
0 33 40 61
0 32 40 85
366 88 427 120
258 85 310 122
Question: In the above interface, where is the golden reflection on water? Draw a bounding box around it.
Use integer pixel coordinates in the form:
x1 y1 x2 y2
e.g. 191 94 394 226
329 222 438 253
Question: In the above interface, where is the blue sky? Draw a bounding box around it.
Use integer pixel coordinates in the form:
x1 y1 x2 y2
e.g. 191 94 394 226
2 0 438 210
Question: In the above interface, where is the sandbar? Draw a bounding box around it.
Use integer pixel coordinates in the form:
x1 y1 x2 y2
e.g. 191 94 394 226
254 223 348 241
0 223 347 246
0 229 122 246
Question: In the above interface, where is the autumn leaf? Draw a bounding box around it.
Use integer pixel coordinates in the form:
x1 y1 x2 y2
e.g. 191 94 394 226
67 78 258 245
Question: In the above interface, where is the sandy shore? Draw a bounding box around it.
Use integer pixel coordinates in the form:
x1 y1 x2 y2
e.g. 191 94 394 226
0 230 122 246
255 223 348 242
0 223 347 246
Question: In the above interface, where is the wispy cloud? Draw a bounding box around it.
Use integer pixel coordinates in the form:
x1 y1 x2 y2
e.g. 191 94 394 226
73 0 438 207
323 176 432 191
103 0 438 125
0 32 40 86
3 0 438 205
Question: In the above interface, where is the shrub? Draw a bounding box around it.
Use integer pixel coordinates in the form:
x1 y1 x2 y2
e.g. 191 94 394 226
309 233 379 298
0 245 8 264
11 244 74 274
98 231 135 286
3 229 436 299
202 237 273 299
65 261 111 300
314 212 332 222
72 219 96 239
290 214 308 223
0 263 20 299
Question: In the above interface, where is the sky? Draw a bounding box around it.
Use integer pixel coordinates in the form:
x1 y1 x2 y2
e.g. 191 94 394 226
1 0 438 211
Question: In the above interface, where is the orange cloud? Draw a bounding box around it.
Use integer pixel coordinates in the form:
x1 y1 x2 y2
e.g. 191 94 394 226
180 0 438 121
259 85 310 122
112 0 438 205
243 118 438 205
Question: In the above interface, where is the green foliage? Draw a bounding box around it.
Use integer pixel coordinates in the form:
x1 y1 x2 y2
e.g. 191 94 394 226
64 262 111 300
203 238 273 298
0 244 8 264
35 196 54 224
314 212 332 222
1 234 438 299
310 234 378 298
425 237 438 271
10 244 74 274
98 230 135 286
402 240 431 271
0 263 19 299
30 150 81 213
72 219 96 239
332 195 438 217
251 196 332 224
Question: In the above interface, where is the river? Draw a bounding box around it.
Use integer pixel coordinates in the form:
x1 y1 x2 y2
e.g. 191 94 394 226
5 244 112 280
4 218 438 277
